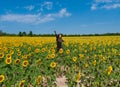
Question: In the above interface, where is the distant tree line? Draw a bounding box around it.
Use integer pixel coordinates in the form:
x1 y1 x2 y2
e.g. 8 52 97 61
0 30 120 37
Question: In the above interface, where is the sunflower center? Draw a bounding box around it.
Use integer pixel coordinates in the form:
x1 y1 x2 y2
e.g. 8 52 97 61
16 60 20 63
20 82 24 87
0 54 3 57
24 62 27 65
7 55 10 58
52 64 55 66
7 59 10 62
0 77 3 81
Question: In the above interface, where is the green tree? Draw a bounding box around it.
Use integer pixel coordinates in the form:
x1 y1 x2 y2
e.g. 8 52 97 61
18 31 23 36
0 30 3 36
28 31 33 37
22 31 27 36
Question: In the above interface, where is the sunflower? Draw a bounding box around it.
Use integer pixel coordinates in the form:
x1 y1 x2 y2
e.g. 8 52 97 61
37 75 41 85
5 58 12 64
79 54 84 58
17 52 21 56
27 55 31 59
102 57 106 62
42 48 46 52
10 50 14 55
66 49 70 54
51 54 55 59
22 60 29 67
50 62 57 68
0 52 4 59
85 63 88 68
75 72 81 82
72 57 77 62
16 48 20 52
59 48 63 54
36 59 42 65
107 66 113 75
6 54 11 59
28 47 31 51
14 59 20 64
46 54 51 59
22 55 27 60
3 47 8 52
35 48 40 53
51 49 55 53
48 50 50 53
19 80 25 87
93 60 97 66
0 75 5 83
73 65 77 70
84 50 87 53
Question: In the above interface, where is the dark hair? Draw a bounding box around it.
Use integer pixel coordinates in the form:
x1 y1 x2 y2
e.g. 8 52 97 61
56 34 62 40
58 34 62 37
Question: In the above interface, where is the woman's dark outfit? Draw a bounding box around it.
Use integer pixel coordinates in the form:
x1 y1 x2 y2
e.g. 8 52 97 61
55 32 64 52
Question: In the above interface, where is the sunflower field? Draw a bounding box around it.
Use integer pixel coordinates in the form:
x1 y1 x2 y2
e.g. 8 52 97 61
0 36 120 87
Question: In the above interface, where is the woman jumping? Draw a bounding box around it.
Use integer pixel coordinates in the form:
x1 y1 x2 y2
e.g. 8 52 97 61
54 31 64 52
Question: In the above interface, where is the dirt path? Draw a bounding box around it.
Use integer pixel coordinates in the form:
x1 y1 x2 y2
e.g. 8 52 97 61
56 76 68 87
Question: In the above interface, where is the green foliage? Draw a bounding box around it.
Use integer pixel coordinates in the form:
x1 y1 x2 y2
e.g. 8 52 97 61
0 30 120 36
0 37 120 86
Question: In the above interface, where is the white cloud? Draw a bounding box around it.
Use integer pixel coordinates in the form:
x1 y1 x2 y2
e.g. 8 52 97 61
101 4 120 9
91 0 120 10
91 4 97 10
0 8 71 24
95 0 113 3
0 14 39 23
95 0 120 3
40 1 53 11
57 8 71 17
24 5 35 11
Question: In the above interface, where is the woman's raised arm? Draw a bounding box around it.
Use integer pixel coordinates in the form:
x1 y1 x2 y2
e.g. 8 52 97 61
54 30 57 37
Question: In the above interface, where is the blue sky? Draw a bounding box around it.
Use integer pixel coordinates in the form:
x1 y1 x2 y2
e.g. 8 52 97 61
0 0 120 34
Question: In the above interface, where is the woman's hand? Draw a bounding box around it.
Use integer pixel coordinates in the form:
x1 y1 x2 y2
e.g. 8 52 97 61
54 30 56 34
